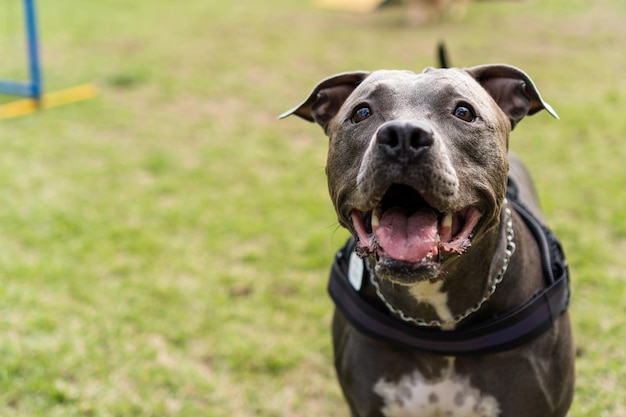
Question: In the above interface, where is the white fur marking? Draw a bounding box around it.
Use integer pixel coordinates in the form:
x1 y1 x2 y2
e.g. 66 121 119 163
374 362 500 417
409 280 454 330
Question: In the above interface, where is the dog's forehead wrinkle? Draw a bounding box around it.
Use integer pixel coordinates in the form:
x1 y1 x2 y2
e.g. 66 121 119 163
358 79 416 105
356 71 484 118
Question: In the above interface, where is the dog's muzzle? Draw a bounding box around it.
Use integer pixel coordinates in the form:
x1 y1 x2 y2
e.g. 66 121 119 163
350 121 482 277
351 184 482 265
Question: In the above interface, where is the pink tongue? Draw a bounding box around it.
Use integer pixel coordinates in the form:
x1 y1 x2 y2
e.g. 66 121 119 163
375 207 438 262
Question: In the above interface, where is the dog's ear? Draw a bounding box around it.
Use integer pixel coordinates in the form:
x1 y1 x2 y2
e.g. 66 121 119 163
465 64 559 129
279 71 370 131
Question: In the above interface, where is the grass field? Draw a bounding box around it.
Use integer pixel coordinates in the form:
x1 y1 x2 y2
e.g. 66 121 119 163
0 0 625 415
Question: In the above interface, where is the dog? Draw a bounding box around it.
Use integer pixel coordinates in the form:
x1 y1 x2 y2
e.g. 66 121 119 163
280 64 575 417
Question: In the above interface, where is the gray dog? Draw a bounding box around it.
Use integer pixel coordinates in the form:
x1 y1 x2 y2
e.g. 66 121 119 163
281 64 575 417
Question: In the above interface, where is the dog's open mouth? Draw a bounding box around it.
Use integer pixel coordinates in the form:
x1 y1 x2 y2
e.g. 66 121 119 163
351 184 482 267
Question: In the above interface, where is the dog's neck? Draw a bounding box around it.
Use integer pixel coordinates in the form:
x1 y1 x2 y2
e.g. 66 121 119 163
368 204 514 330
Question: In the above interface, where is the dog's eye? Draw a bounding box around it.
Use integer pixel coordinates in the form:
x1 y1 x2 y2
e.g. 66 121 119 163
453 105 475 122
352 105 371 123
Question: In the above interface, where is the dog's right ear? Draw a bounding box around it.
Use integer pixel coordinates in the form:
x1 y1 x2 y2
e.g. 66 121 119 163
279 71 370 132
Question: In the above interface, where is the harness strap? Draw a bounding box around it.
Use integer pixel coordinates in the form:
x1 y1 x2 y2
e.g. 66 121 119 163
327 178 570 356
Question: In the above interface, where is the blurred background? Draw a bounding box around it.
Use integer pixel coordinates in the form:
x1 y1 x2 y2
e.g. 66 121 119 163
0 0 624 415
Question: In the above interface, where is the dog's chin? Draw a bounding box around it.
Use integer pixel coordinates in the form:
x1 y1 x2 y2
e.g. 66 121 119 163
372 254 441 285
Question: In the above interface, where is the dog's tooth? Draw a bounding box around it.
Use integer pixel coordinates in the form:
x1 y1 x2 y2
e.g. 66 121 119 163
442 213 453 228
371 210 380 228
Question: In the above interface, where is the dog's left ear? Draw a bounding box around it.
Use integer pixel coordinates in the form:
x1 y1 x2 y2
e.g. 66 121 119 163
465 64 559 129
279 71 370 132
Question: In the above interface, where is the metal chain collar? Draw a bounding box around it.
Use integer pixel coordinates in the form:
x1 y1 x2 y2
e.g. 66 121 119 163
367 202 516 328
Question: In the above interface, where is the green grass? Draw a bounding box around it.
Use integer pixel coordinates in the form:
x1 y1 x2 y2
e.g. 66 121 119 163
0 0 624 415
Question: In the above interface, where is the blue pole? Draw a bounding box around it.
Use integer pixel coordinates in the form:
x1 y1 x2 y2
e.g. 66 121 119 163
23 0 42 103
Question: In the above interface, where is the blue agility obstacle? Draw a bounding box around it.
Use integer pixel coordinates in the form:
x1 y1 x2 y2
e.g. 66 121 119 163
0 0 97 120
0 0 42 102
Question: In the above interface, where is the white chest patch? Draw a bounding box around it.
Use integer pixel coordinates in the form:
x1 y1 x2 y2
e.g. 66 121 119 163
409 280 455 330
373 361 500 417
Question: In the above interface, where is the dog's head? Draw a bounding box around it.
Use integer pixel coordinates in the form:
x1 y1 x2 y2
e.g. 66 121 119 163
281 65 557 284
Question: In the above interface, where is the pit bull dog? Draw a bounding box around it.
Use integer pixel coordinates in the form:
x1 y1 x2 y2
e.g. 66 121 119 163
280 64 575 417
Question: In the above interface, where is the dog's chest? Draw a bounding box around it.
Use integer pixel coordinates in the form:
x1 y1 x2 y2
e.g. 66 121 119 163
373 360 500 417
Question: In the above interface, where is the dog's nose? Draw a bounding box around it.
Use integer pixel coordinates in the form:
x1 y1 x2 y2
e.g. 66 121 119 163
376 121 434 161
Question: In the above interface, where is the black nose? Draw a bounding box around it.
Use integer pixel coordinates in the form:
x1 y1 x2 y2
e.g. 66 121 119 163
376 121 434 161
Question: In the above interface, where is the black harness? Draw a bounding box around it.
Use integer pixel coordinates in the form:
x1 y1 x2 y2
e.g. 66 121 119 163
327 179 571 356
